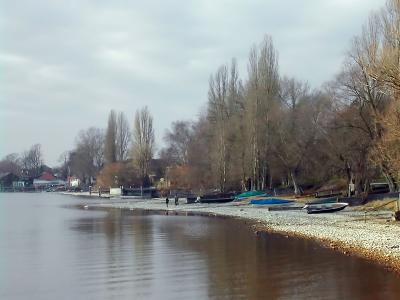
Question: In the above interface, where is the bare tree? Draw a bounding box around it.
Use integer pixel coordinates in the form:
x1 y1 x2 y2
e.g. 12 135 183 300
186 114 214 190
245 35 280 190
104 110 117 164
132 106 155 186
273 86 326 194
71 127 104 184
369 0 400 92
21 144 43 178
208 64 229 191
57 151 70 180
162 120 193 165
366 0 400 188
226 59 247 190
269 78 311 194
0 153 21 176
116 112 131 161
342 13 397 191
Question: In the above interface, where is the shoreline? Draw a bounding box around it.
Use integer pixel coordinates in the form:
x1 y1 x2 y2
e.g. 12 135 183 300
68 194 400 275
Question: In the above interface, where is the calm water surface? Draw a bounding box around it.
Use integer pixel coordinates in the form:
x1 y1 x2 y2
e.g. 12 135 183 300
0 193 400 299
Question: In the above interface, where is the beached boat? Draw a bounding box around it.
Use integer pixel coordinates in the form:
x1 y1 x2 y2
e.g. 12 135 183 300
186 196 198 204
303 202 348 214
234 190 266 201
199 192 235 204
250 198 294 205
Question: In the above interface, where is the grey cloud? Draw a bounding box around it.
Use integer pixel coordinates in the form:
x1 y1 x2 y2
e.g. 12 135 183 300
0 0 386 165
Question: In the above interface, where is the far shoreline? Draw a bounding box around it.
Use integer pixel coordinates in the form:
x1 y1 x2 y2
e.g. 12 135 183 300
64 192 400 275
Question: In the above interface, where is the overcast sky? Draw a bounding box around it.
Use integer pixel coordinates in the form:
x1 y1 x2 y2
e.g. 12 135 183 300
0 0 386 166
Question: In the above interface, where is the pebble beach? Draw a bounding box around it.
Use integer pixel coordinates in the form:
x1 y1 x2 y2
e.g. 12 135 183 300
71 194 400 274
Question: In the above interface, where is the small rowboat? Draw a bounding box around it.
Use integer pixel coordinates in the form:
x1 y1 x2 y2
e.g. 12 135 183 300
186 196 197 204
199 197 234 204
303 202 348 214
250 198 294 205
199 192 235 204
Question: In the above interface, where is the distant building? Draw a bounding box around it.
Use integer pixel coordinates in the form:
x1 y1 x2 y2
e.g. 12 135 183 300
13 181 26 189
38 171 56 181
0 172 19 190
12 176 34 191
67 176 80 187
33 179 66 190
29 171 65 190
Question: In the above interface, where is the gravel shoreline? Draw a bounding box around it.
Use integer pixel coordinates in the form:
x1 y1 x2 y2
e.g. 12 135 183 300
70 194 400 274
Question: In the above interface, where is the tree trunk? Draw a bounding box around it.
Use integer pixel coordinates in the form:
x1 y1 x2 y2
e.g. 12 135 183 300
383 170 398 192
381 161 398 192
290 171 300 195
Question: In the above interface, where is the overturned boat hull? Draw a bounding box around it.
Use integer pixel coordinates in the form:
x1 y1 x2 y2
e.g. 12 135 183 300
199 192 235 204
250 198 294 205
303 202 348 214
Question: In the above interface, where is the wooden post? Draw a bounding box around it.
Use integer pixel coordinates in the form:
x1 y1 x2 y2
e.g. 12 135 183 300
397 192 400 212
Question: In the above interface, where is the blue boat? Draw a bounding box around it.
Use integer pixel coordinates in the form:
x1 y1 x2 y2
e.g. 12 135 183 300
234 190 266 200
250 198 294 205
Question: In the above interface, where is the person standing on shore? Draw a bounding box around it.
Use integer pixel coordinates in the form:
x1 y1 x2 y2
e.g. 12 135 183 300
174 194 178 206
166 196 169 207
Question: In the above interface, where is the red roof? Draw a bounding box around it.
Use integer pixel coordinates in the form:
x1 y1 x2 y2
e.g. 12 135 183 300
39 172 56 181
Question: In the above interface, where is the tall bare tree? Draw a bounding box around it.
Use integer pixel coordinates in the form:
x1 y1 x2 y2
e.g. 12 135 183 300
132 106 155 186
245 35 280 190
21 144 43 178
208 64 230 191
104 110 117 164
270 78 311 194
116 112 131 161
367 0 400 188
71 127 104 184
343 13 397 191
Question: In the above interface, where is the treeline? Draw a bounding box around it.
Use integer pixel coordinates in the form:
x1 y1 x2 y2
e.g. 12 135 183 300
58 106 155 188
0 144 44 178
161 0 400 195
0 106 156 189
2 0 399 195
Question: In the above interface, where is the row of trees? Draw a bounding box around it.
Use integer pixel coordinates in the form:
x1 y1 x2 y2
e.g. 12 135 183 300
161 0 400 195
60 107 155 187
0 144 44 178
3 0 398 195
0 107 156 189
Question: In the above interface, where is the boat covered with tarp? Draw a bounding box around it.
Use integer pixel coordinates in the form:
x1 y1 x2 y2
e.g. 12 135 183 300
250 198 294 205
234 190 266 201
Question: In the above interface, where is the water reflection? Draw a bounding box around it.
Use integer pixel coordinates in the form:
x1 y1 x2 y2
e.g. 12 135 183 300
1 193 400 300
70 209 400 299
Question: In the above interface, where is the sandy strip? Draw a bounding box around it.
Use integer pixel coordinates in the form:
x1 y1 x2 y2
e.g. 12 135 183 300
77 196 400 274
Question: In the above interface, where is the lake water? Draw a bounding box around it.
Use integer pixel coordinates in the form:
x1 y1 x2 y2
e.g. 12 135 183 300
1 193 400 299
